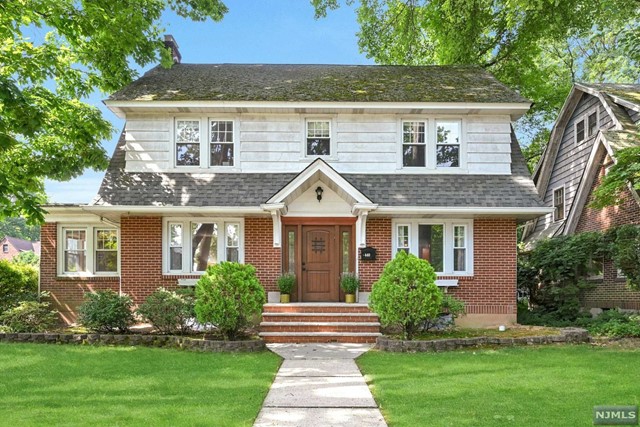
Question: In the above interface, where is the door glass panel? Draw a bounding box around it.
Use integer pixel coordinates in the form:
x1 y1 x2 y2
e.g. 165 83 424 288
418 224 444 272
287 230 296 272
342 231 350 273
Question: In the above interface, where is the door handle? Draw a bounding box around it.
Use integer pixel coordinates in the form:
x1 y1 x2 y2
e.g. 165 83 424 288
302 262 306 272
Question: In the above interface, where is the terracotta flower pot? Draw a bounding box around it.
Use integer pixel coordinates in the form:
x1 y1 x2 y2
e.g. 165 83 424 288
280 294 290 303
345 293 356 303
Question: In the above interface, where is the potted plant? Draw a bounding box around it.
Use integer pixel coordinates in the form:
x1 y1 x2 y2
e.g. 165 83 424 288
340 272 360 303
277 273 296 303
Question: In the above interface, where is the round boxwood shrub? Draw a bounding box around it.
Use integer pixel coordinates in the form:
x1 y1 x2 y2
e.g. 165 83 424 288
369 251 442 340
77 290 135 333
0 260 38 313
0 300 58 332
137 287 195 335
195 262 265 340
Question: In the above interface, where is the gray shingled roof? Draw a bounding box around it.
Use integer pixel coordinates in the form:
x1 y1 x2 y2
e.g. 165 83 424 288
2 236 37 252
578 83 640 108
92 130 543 209
108 64 530 104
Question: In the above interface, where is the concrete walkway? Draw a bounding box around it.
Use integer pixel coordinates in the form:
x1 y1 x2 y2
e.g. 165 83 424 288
254 344 388 427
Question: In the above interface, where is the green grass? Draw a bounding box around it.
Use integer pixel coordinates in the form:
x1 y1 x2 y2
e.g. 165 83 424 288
0 343 281 427
406 326 560 341
358 345 640 427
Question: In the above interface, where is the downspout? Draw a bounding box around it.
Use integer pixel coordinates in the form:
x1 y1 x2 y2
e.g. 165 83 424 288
99 216 123 296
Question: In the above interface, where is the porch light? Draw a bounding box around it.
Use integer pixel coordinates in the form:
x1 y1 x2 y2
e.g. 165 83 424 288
315 186 324 202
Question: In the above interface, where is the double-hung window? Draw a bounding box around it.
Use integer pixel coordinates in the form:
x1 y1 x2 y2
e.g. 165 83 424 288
402 121 426 167
59 226 119 275
575 109 598 145
306 120 331 156
393 220 472 275
175 119 201 166
165 219 243 274
210 120 234 166
553 187 565 222
436 120 461 168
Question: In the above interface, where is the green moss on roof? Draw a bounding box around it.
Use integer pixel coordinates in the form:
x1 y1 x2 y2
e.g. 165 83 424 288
109 64 529 104
580 83 640 108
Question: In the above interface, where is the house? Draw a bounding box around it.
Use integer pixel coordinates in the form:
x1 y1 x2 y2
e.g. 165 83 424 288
522 83 640 312
41 37 548 334
0 236 40 262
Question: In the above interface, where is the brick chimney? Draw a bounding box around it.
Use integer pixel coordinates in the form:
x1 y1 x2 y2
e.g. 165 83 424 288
164 35 181 64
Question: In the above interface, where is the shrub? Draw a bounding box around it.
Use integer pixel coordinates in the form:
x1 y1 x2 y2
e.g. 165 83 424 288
0 300 58 332
77 290 135 333
340 272 360 294
607 225 640 290
421 294 466 332
137 288 195 334
0 260 38 313
195 262 266 340
369 251 442 340
277 273 296 295
11 251 39 267
588 309 640 338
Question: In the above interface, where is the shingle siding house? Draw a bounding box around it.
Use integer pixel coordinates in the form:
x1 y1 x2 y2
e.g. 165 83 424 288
41 39 548 334
523 83 640 311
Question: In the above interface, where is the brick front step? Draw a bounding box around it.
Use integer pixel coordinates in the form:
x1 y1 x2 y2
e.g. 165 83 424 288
260 303 381 343
259 332 381 344
260 322 381 333
263 303 372 314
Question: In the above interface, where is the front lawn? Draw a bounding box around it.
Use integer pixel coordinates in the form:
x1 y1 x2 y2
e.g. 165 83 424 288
0 343 280 426
358 345 640 427
403 326 560 341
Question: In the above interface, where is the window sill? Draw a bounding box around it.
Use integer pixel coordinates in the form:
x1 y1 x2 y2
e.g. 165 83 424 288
57 273 119 280
177 278 199 287
436 279 459 287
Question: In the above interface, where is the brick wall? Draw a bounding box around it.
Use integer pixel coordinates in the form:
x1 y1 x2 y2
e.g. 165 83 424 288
244 217 281 292
360 217 518 315
575 153 640 309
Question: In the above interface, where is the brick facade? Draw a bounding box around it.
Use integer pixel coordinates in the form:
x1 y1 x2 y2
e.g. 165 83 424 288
575 152 640 309
360 217 518 317
244 216 281 292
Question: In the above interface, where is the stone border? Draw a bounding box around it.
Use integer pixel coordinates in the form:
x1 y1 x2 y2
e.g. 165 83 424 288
0 332 265 352
375 328 590 352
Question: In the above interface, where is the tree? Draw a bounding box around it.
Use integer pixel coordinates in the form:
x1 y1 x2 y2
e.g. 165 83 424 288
313 0 640 157
1 0 228 222
591 144 640 209
0 217 40 241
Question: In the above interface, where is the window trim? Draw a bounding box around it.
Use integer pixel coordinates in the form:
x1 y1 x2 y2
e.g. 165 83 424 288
174 117 202 168
162 217 244 275
574 107 599 145
401 120 427 168
302 117 336 159
2 244 8 253
391 219 474 276
435 119 462 169
587 256 604 281
57 224 120 277
94 228 119 273
552 185 565 222
453 224 468 273
208 118 238 168
397 117 466 171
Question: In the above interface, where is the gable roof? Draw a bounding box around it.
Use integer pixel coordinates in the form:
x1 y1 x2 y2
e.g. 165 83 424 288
90 128 545 216
2 236 37 252
578 83 640 111
108 64 530 104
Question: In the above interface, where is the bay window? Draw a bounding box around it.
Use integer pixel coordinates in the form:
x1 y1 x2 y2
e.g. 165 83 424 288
165 219 243 274
393 220 473 275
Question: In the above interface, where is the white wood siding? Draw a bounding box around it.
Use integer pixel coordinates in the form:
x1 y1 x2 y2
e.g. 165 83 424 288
123 113 514 175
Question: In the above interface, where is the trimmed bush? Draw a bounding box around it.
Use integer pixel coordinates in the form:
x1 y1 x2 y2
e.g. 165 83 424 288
0 260 38 313
195 262 266 340
369 251 442 340
77 290 135 333
340 272 360 294
276 273 296 295
137 288 195 334
588 309 640 338
0 300 58 332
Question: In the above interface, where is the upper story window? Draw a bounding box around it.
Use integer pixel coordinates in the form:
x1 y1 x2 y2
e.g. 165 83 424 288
59 226 119 276
436 120 461 168
553 186 565 222
393 220 473 275
175 119 200 166
402 121 426 167
210 120 234 166
306 120 331 156
165 219 243 274
2 244 8 253
575 108 599 145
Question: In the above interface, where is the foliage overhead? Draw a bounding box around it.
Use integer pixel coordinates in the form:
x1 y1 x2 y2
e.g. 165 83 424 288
369 250 442 340
195 262 266 340
0 0 227 222
591 144 640 209
313 0 640 170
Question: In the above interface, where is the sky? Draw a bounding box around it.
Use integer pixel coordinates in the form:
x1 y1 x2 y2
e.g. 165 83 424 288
45 0 372 203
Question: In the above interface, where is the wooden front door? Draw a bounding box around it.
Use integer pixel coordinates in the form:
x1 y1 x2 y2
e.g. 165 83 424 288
301 225 339 302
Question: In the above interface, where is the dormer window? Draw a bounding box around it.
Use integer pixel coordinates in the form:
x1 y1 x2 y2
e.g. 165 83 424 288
306 120 331 156
402 121 426 167
436 120 461 168
175 119 200 166
553 186 565 222
575 108 598 145
210 120 234 166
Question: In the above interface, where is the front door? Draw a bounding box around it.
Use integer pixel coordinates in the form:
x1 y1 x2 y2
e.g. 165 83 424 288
301 225 339 302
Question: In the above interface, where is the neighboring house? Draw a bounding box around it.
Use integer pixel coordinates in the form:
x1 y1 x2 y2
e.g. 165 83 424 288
523 83 640 311
42 37 548 330
0 236 41 261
